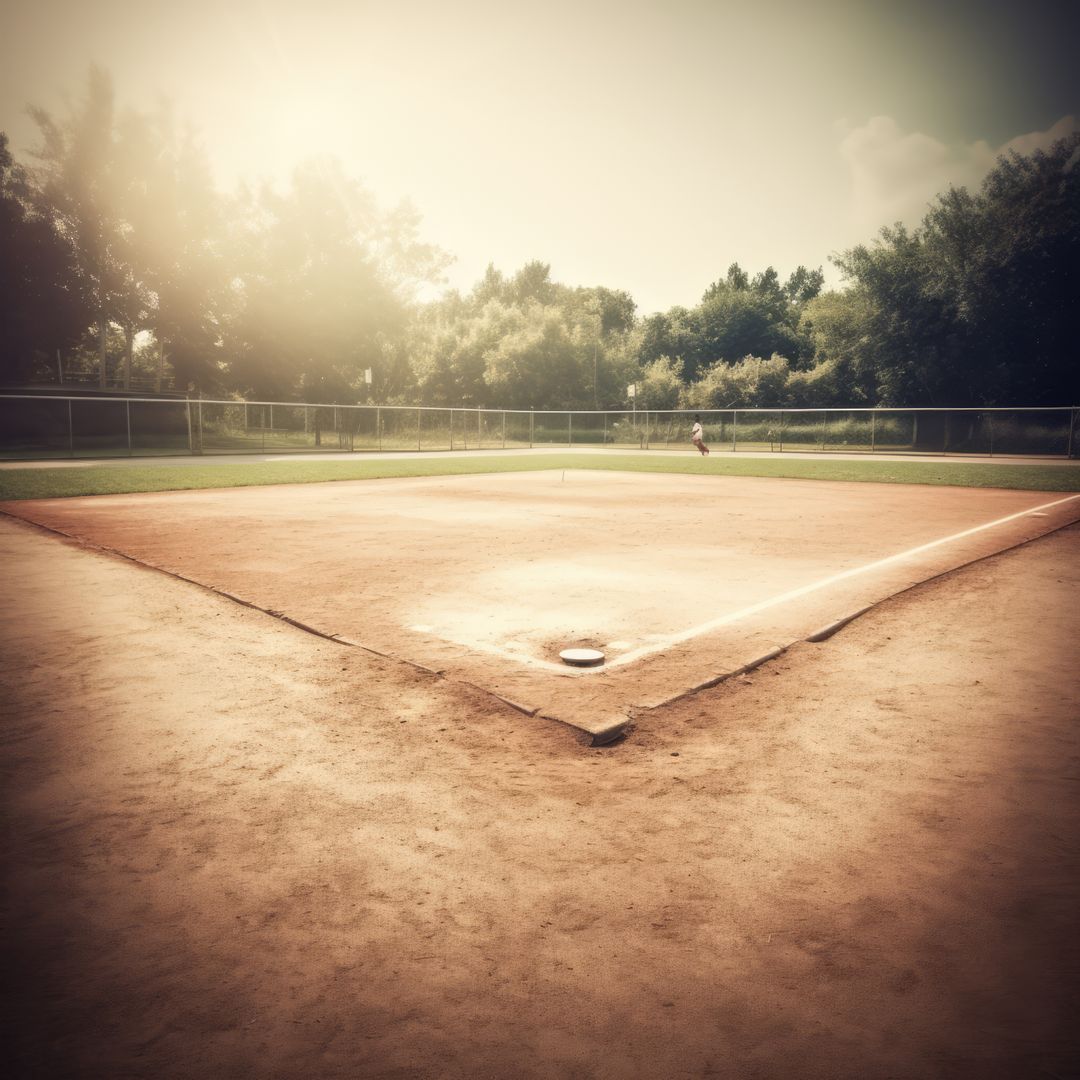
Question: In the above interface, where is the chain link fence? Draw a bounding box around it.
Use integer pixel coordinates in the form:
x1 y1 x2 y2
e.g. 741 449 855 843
1 395 1076 459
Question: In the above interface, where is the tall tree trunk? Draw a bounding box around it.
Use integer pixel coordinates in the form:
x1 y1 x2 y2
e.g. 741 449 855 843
99 315 108 389
124 325 134 391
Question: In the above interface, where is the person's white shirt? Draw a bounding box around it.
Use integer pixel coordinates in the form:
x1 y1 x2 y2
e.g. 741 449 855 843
691 421 703 440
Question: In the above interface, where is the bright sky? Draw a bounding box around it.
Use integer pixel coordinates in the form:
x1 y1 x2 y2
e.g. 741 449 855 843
2 0 1078 313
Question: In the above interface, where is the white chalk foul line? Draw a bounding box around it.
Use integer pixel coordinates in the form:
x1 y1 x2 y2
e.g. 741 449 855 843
605 492 1080 669
415 492 1080 674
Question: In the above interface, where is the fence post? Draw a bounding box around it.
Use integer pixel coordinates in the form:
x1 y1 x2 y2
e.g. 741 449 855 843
604 412 608 447
126 400 132 455
820 411 826 451
261 405 266 452
732 410 738 452
568 414 572 447
377 407 382 451
68 399 74 457
196 398 203 454
478 409 482 449
450 408 454 451
871 410 876 453
779 410 784 453
186 399 192 453
1069 406 1077 458
502 411 506 449
417 408 422 451
530 410 534 448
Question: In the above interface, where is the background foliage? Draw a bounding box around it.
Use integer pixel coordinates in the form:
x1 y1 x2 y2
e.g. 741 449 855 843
2 69 1077 408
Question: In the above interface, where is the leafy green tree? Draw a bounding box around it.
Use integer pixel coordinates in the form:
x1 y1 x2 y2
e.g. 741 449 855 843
783 265 826 305
483 302 586 408
471 263 507 305
683 263 820 377
507 260 556 306
695 286 801 370
412 302 500 406
798 290 877 403
784 358 845 407
582 286 637 336
22 67 229 392
834 132 1080 405
115 103 227 391
702 262 749 298
637 355 684 409
225 158 447 402
636 306 701 376
0 133 89 383
834 225 960 404
960 135 1079 403
684 354 792 408
26 66 134 386
413 264 639 409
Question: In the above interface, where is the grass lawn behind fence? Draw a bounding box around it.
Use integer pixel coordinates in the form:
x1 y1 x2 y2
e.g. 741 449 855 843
0 453 1078 501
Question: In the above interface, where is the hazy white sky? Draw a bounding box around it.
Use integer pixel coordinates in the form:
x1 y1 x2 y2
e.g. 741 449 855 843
2 0 1078 313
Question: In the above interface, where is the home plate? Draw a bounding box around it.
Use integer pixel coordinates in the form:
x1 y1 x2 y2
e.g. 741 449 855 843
560 647 606 667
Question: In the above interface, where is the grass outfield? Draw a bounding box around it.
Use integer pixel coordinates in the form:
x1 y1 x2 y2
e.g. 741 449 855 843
1 453 1078 501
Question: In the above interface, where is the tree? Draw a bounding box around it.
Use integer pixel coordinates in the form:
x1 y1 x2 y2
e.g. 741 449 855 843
507 260 556 306
638 355 683 409
783 265 825 305
702 262 749 299
834 225 961 404
116 102 227 391
962 136 1079 403
26 66 141 387
684 354 792 409
0 133 88 383
833 132 1080 405
225 158 448 402
798 290 877 403
471 263 506 305
483 302 585 408
695 286 802 369
412 306 494 406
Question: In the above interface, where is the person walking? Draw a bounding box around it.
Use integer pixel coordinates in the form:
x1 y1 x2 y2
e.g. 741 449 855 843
691 415 710 455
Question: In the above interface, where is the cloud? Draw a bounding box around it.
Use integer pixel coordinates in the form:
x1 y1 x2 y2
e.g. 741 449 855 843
998 114 1078 157
838 114 1078 231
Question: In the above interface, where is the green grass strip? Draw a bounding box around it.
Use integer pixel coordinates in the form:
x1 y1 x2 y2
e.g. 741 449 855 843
0 452 1077 501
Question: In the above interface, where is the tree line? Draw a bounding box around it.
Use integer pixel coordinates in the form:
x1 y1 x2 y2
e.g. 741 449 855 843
2 68 1077 408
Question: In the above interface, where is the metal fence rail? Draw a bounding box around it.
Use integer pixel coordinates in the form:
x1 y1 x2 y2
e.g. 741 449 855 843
0 395 1076 460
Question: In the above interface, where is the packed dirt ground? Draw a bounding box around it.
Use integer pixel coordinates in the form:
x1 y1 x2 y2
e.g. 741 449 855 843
4 472 1076 742
2 514 1078 1079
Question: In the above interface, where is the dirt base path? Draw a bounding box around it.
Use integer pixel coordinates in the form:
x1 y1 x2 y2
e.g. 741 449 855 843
2 516 1078 1079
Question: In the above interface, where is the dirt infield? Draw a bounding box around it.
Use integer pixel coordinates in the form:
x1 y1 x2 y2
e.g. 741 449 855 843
2 501 1078 1077
2 471 1078 741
